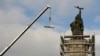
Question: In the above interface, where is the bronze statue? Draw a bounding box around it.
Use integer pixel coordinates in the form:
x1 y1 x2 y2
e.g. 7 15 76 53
70 6 84 35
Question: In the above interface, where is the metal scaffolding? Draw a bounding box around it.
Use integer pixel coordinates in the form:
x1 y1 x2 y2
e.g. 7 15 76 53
60 35 95 56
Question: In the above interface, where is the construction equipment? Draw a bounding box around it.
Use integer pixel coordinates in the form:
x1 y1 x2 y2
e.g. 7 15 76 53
0 5 51 56
44 7 55 28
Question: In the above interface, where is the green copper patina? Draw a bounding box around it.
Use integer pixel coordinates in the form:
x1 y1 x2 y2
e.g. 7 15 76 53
70 6 84 35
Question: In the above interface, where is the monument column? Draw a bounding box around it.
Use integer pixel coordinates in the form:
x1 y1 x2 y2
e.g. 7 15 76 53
60 6 95 56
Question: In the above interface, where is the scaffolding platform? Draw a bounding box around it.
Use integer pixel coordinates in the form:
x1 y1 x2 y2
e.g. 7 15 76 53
64 35 90 38
60 35 95 56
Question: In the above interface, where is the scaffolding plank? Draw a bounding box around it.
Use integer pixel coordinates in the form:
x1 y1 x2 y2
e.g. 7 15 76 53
64 51 95 54
64 43 94 45
64 35 90 38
